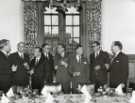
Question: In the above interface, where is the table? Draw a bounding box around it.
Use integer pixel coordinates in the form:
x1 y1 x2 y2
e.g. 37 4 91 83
13 94 130 103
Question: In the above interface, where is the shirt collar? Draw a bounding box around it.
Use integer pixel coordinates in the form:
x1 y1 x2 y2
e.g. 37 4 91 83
115 51 121 57
36 56 41 60
18 52 24 56
95 50 101 55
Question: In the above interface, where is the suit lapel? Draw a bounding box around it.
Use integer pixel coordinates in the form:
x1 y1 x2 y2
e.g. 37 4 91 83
0 51 8 60
111 52 121 64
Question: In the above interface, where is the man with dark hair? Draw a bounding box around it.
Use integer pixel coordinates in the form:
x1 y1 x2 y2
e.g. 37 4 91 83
0 39 12 92
30 47 45 92
42 43 55 83
69 44 90 93
110 41 129 92
66 38 78 56
90 41 110 92
8 42 30 88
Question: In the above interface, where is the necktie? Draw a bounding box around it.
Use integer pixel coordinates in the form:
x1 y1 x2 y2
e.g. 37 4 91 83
95 52 98 58
20 54 24 59
35 58 39 65
46 54 49 59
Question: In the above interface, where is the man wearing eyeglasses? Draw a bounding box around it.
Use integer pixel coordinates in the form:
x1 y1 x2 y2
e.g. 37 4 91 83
90 41 110 92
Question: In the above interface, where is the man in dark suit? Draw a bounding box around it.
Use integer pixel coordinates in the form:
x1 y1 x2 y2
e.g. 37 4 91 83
30 47 45 92
9 42 30 88
54 44 71 93
69 45 90 93
42 43 55 84
90 41 110 92
110 41 129 92
0 39 12 93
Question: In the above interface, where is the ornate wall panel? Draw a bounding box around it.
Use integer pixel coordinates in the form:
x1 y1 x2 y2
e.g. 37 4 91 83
24 1 44 54
23 0 102 57
85 0 102 56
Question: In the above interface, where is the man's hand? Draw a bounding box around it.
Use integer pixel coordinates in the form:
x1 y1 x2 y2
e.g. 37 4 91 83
29 69 34 75
94 65 101 71
73 72 80 77
61 61 68 68
11 65 17 72
23 62 30 70
55 65 58 70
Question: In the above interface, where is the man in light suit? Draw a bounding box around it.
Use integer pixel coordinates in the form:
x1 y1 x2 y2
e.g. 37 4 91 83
90 41 110 92
109 41 129 92
69 45 90 93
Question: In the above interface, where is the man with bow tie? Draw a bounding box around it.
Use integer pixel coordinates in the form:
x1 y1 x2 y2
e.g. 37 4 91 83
9 42 30 88
109 41 129 92
90 41 110 92
30 47 45 93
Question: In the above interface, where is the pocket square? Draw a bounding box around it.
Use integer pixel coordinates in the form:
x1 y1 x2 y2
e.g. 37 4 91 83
115 60 120 63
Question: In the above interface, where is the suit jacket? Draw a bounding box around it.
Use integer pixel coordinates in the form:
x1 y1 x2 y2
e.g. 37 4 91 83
30 55 45 89
0 51 12 92
54 53 71 83
8 52 30 87
69 54 90 89
109 52 129 88
54 53 71 93
90 50 110 84
43 53 55 83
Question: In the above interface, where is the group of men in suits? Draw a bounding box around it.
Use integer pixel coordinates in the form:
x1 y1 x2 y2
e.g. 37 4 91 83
0 39 129 94
90 41 129 92
0 40 55 93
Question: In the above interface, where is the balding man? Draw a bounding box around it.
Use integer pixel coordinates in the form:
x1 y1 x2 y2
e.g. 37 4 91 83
110 41 129 92
9 42 30 88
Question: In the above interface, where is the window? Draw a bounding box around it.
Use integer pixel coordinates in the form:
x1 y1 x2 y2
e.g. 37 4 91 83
44 7 59 36
65 7 80 43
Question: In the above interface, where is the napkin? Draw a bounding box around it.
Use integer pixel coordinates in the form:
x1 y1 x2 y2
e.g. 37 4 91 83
79 85 92 103
6 87 14 97
1 94 10 103
41 85 62 94
45 93 54 103
115 83 124 95
41 87 54 103
129 91 135 103
41 86 48 97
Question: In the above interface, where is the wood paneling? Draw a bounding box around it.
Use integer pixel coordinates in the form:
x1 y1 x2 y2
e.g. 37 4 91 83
128 55 135 83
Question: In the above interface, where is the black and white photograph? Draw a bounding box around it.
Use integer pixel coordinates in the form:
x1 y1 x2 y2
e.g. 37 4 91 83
0 0 135 103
